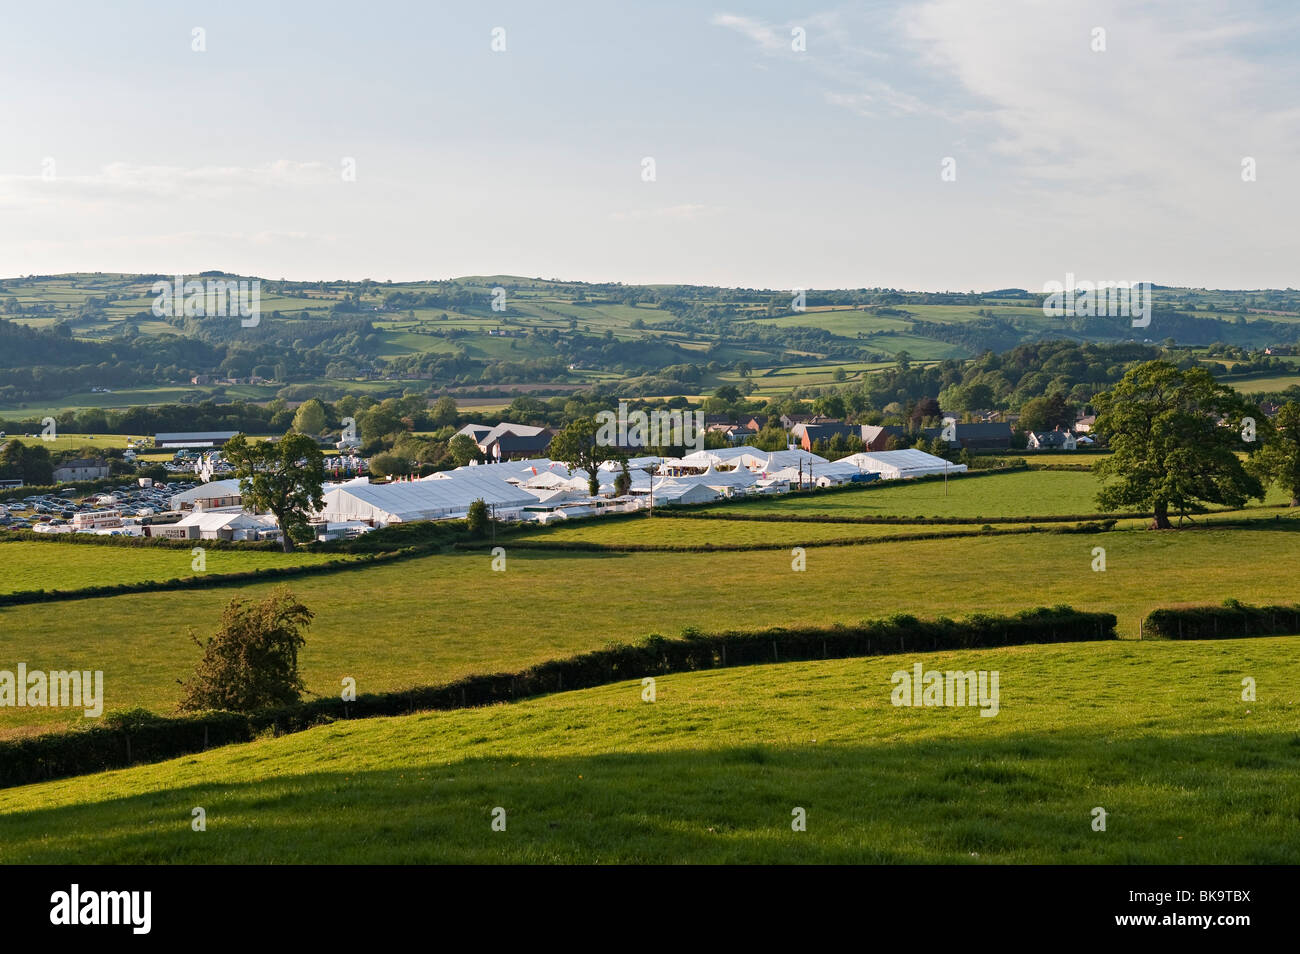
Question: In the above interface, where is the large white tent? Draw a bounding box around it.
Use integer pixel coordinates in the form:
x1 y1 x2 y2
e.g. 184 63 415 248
650 481 722 505
741 449 829 474
318 472 540 524
768 457 867 486
839 449 966 480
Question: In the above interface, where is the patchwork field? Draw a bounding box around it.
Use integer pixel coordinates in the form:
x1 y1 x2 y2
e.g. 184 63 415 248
2 521 1299 736
698 470 1110 518
523 516 1032 547
2 637 1296 863
695 469 1292 519
0 540 350 595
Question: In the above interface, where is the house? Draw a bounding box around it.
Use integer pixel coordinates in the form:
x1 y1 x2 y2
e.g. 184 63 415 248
795 422 857 451
744 416 767 432
779 413 829 430
1027 429 1077 450
52 458 110 482
457 421 554 461
923 421 1013 450
1265 346 1295 356
1073 415 1097 433
706 421 750 444
859 424 907 451
454 423 496 444
481 427 553 461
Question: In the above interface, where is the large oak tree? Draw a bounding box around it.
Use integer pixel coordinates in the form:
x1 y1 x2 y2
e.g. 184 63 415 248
1093 361 1262 528
224 431 325 552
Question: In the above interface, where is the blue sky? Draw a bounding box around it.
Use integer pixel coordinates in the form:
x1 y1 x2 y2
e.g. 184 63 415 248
2 0 1297 290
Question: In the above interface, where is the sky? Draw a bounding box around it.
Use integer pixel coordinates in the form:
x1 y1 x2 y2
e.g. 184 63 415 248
1 0 1297 291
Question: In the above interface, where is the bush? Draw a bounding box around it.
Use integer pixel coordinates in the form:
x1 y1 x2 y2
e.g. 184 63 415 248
178 587 313 713
466 498 489 537
1141 601 1300 640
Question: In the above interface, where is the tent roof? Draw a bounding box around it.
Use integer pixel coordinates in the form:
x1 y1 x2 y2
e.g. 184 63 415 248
326 471 539 521
170 479 242 504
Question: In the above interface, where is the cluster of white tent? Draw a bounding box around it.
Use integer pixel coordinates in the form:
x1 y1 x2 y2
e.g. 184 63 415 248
312 446 966 528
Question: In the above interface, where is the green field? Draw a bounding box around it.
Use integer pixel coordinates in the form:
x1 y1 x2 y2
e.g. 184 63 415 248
525 516 1031 547
0 540 349 596
3 520 1300 737
698 470 1108 518
0 432 137 452
2 636 1296 863
1229 372 1300 394
693 469 1291 519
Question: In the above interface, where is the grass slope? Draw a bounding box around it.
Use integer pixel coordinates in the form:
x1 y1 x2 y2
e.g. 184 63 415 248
0 540 347 595
1 524 1298 737
1 638 1296 863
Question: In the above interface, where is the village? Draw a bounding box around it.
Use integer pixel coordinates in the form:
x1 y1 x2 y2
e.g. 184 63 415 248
0 409 1109 542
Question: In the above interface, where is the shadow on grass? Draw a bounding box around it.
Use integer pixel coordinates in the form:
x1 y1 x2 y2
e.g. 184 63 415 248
3 726 1298 864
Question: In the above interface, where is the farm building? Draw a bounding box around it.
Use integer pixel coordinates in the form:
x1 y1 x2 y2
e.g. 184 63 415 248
839 449 967 480
154 431 240 450
52 458 110 482
455 422 553 461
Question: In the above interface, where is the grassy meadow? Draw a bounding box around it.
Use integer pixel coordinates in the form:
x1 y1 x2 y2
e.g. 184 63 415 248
1 637 1296 863
0 540 350 595
2 518 1299 737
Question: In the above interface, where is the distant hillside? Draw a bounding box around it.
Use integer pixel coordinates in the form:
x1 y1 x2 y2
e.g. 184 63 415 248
2 273 1299 411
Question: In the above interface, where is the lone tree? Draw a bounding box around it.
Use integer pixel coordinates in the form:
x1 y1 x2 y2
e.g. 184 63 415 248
551 416 613 496
613 459 633 496
1247 400 1300 506
224 431 326 552
179 587 313 713
466 497 489 536
1093 361 1263 528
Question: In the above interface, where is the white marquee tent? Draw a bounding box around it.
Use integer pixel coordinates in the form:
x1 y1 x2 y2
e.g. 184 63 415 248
839 449 967 481
317 472 540 524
